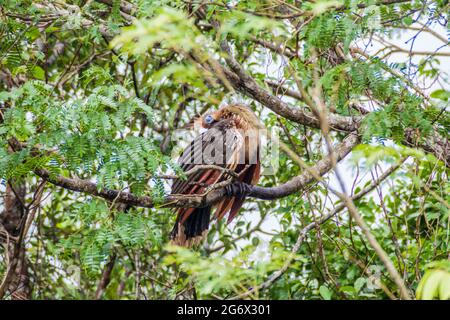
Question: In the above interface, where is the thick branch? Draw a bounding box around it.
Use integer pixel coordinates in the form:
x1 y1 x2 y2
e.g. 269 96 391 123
95 0 135 15
34 134 359 208
216 42 362 132
404 128 450 167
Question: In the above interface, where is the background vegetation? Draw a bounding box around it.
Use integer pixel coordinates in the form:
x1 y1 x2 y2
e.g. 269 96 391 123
0 0 449 300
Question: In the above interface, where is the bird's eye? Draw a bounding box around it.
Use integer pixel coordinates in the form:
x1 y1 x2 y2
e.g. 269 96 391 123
204 115 214 124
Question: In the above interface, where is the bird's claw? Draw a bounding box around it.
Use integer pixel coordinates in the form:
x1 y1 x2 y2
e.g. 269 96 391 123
224 182 252 198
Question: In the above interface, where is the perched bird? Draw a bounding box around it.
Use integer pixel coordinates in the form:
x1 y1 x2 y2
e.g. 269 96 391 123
170 104 262 247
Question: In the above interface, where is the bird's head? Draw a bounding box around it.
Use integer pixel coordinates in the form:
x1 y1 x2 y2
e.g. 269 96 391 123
201 104 264 130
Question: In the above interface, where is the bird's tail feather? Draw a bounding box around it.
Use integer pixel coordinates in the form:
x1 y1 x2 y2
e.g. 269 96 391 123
170 207 211 247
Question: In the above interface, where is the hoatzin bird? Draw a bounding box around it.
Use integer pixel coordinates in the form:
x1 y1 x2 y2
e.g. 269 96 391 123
170 104 262 247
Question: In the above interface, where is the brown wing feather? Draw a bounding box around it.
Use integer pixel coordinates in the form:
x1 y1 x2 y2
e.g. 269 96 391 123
178 169 221 224
222 138 261 222
226 160 261 222
214 198 236 220
171 120 243 224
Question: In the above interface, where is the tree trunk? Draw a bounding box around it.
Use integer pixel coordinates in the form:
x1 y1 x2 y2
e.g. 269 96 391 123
0 182 31 300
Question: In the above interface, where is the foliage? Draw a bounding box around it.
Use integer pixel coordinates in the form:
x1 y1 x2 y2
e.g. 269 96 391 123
416 261 450 300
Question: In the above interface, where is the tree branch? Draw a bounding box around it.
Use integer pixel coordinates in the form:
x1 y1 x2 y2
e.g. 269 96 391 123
216 42 362 132
33 134 359 208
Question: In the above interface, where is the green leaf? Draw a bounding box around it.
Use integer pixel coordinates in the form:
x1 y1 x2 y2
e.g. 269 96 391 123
354 277 366 292
416 270 446 299
311 0 342 15
430 89 449 101
31 65 45 80
402 16 414 25
417 262 450 300
340 286 356 294
319 285 332 300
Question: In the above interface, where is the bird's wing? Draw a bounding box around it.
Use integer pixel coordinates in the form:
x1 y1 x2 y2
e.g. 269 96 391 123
214 140 261 221
171 122 244 223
